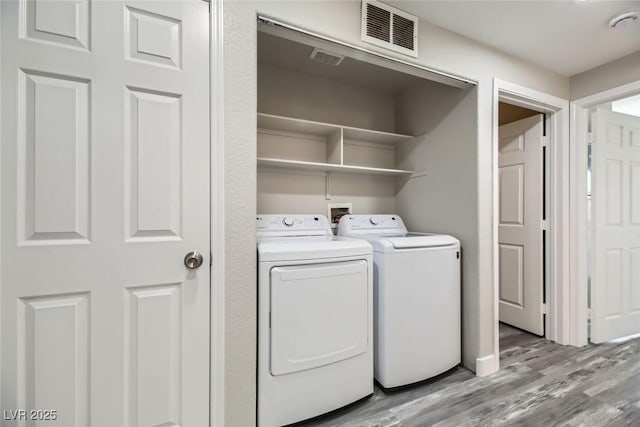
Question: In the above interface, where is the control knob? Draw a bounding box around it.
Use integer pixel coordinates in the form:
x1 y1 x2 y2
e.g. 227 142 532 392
369 217 379 225
282 217 294 227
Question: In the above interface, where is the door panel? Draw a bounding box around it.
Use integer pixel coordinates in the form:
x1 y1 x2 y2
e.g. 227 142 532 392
22 0 91 49
631 163 640 224
1 1 210 426
124 284 182 427
18 293 90 426
591 108 640 343
498 114 544 335
125 87 183 241
499 244 524 307
19 70 91 244
631 249 640 312
499 164 524 225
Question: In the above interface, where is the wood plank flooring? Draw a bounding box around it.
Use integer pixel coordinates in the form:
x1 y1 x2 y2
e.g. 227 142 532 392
297 323 640 426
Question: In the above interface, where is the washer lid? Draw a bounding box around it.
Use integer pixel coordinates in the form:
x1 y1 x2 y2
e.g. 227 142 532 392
387 234 459 249
358 233 459 252
337 214 407 236
258 236 372 262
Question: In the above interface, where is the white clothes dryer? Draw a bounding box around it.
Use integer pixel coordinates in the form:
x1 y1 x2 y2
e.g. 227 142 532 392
257 215 373 427
338 215 461 388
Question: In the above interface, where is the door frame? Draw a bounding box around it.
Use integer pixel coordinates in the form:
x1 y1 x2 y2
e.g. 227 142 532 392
210 0 226 425
0 0 4 408
487 79 570 374
570 79 640 347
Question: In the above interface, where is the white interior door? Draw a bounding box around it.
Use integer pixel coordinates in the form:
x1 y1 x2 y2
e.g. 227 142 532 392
591 108 640 343
498 114 544 336
1 1 210 426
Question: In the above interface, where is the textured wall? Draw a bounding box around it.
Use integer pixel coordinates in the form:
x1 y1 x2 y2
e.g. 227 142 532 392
570 51 640 100
223 2 257 426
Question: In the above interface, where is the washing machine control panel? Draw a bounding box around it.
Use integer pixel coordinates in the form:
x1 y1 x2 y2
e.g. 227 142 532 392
338 215 407 235
256 215 332 236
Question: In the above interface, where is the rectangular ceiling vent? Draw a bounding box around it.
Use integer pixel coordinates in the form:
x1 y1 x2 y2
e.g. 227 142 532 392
309 48 345 66
361 0 418 58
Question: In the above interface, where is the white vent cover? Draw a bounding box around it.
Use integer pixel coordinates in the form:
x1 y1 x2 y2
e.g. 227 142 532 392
309 48 345 66
361 0 418 57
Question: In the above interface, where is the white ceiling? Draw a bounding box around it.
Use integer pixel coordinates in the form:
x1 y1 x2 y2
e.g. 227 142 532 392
389 0 640 76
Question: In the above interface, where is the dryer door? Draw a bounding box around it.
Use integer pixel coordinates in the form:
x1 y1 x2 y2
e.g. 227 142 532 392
270 260 368 376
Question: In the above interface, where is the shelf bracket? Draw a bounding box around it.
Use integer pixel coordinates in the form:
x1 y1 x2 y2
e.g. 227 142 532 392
325 172 331 200
410 170 428 179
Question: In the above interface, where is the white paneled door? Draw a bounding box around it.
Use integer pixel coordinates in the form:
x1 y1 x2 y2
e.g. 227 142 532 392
1 1 210 426
498 115 544 336
591 108 640 343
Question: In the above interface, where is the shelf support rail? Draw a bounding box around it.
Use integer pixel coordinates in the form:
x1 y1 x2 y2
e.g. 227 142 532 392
325 172 331 200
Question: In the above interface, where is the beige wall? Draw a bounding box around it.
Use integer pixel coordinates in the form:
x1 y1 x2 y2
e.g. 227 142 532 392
256 61 399 219
395 85 478 368
258 170 396 216
258 63 396 131
222 1 569 425
498 102 539 126
571 51 640 100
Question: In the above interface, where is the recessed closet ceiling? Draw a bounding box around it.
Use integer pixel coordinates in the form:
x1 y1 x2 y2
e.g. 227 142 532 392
258 32 428 94
389 0 640 76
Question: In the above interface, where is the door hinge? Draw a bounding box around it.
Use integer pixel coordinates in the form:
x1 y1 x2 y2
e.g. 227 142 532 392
210 252 213 267
542 303 547 314
542 136 548 147
587 308 592 321
541 219 548 231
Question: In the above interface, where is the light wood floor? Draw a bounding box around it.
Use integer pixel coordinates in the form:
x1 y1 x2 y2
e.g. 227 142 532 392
297 323 640 426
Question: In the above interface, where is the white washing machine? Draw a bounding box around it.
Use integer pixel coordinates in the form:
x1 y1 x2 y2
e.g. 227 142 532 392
257 215 373 427
338 214 461 388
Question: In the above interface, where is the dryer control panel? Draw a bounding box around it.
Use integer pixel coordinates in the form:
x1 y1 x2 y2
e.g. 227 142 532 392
338 214 407 236
256 215 332 237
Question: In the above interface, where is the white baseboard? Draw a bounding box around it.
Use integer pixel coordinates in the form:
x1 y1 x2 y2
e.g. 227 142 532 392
475 354 499 377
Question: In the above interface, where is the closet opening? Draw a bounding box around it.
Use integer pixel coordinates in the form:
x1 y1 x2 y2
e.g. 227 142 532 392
256 15 480 424
256 17 475 229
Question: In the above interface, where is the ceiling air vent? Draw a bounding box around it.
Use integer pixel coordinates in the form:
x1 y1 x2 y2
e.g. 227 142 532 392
309 48 345 66
361 0 418 57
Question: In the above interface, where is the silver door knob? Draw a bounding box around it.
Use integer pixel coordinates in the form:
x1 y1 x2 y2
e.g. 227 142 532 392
184 251 204 270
